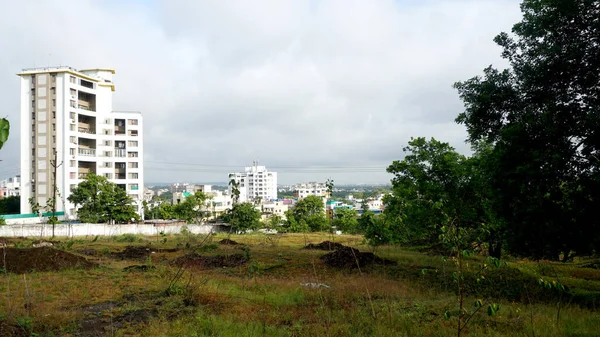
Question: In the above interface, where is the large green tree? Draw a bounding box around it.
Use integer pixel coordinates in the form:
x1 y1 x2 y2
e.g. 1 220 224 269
333 208 359 234
221 202 261 232
173 191 208 223
385 138 485 245
285 195 328 232
0 196 19 215
454 0 600 260
0 118 9 150
68 174 139 223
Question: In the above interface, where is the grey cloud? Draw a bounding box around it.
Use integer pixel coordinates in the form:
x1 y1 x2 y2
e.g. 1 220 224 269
0 0 522 185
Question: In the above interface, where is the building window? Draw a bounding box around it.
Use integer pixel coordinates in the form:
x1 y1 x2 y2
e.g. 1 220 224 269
70 172 76 179
70 148 75 155
80 79 93 89
70 76 76 84
128 119 138 125
104 140 112 146
129 184 139 191
128 141 138 147
128 162 138 168
70 100 76 108
52 99 56 107
129 173 138 179
70 160 76 167
52 123 56 131
128 152 138 158
70 88 76 96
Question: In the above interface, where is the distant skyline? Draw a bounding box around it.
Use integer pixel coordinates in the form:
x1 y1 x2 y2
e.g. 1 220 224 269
0 0 522 185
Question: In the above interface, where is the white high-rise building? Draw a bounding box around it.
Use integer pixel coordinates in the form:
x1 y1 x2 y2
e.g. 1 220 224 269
228 161 277 202
17 66 144 217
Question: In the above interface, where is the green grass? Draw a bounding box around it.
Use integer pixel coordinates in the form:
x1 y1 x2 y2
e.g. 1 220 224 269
0 233 599 336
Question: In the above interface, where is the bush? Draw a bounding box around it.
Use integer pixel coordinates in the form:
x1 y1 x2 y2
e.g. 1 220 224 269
0 216 6 226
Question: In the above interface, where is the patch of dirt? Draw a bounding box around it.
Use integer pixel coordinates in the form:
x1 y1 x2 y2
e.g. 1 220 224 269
0 320 29 337
320 246 397 268
77 309 156 337
172 253 248 269
304 241 346 251
31 240 60 246
76 248 98 256
218 239 240 245
123 265 156 272
111 246 153 260
2 247 96 274
81 301 119 313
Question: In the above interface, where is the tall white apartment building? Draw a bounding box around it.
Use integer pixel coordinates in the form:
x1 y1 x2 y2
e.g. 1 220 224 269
294 182 328 199
228 161 277 202
18 67 144 217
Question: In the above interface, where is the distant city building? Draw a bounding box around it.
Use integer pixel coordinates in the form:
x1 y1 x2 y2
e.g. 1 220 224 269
228 161 277 203
0 175 21 198
17 66 144 217
261 200 289 220
293 182 328 199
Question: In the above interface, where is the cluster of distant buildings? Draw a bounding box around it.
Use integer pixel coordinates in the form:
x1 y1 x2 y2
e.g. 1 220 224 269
142 162 385 221
0 65 384 222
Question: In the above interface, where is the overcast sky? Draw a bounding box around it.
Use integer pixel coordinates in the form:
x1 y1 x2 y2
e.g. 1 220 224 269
0 0 522 185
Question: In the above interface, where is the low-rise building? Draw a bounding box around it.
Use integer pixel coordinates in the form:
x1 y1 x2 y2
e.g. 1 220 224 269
0 175 21 198
293 182 328 199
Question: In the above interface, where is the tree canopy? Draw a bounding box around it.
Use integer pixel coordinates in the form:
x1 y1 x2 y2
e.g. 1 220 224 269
284 195 328 232
221 202 261 232
454 0 600 260
68 174 139 224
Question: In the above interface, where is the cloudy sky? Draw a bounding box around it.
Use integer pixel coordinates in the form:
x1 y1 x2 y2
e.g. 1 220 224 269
0 0 522 185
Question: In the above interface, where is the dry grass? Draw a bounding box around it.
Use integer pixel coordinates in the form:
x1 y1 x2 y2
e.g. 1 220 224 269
0 232 599 336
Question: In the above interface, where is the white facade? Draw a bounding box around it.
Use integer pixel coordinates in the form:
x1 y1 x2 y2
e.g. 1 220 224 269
294 182 328 199
18 66 144 217
228 161 277 203
0 175 21 198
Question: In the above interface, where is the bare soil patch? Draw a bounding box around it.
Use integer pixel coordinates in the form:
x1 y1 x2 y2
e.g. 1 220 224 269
111 246 153 260
123 265 156 272
77 309 156 337
172 253 248 269
2 247 96 273
304 241 346 251
320 246 396 268
218 239 240 245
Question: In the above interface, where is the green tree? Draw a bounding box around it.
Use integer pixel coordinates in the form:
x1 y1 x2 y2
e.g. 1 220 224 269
333 208 359 234
0 196 20 214
0 118 9 150
287 195 328 232
384 137 483 245
173 191 208 223
360 211 393 250
454 0 600 260
221 202 261 232
68 174 139 223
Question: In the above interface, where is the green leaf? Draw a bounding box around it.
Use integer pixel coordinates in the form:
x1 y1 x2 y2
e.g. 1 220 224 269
493 258 501 268
452 272 459 281
0 118 9 150
487 304 497 317
444 311 451 320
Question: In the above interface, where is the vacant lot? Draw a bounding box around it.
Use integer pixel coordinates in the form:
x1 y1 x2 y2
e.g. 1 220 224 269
1 232 599 336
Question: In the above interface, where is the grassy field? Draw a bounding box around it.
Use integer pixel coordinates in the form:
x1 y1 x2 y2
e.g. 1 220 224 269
1 232 599 336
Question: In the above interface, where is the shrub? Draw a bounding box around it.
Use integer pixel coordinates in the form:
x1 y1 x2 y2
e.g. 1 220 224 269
114 233 140 243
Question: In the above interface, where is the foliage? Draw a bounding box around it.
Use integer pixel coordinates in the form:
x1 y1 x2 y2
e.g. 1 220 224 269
0 118 9 150
28 197 41 216
360 211 393 249
454 0 600 260
264 214 283 230
0 195 19 214
172 191 208 223
221 202 261 232
114 233 141 243
68 173 140 223
384 137 489 248
0 216 5 226
284 195 328 232
332 208 359 234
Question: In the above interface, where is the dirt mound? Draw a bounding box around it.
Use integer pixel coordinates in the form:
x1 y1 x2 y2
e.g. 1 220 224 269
2 247 96 274
172 253 248 269
218 239 240 245
320 246 396 268
123 265 156 272
112 246 153 260
77 248 98 256
78 309 156 337
304 241 346 251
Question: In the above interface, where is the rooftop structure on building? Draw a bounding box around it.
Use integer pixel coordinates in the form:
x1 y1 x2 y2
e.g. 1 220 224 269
228 160 277 203
18 66 144 217
293 181 328 199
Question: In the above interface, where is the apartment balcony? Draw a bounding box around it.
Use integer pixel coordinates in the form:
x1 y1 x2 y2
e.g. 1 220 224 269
78 127 96 134
114 148 126 158
115 173 126 180
78 148 96 157
114 127 126 135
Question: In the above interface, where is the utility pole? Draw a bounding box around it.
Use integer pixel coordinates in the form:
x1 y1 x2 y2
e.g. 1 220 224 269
50 150 63 237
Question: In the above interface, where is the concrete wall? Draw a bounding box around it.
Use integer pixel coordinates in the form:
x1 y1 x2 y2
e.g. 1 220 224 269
0 223 225 238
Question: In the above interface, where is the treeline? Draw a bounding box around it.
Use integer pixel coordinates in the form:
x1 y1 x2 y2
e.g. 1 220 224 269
0 196 19 215
379 0 600 261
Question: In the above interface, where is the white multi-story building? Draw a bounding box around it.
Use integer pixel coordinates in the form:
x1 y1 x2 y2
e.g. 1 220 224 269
0 175 21 198
18 66 144 217
294 182 328 199
228 161 277 203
